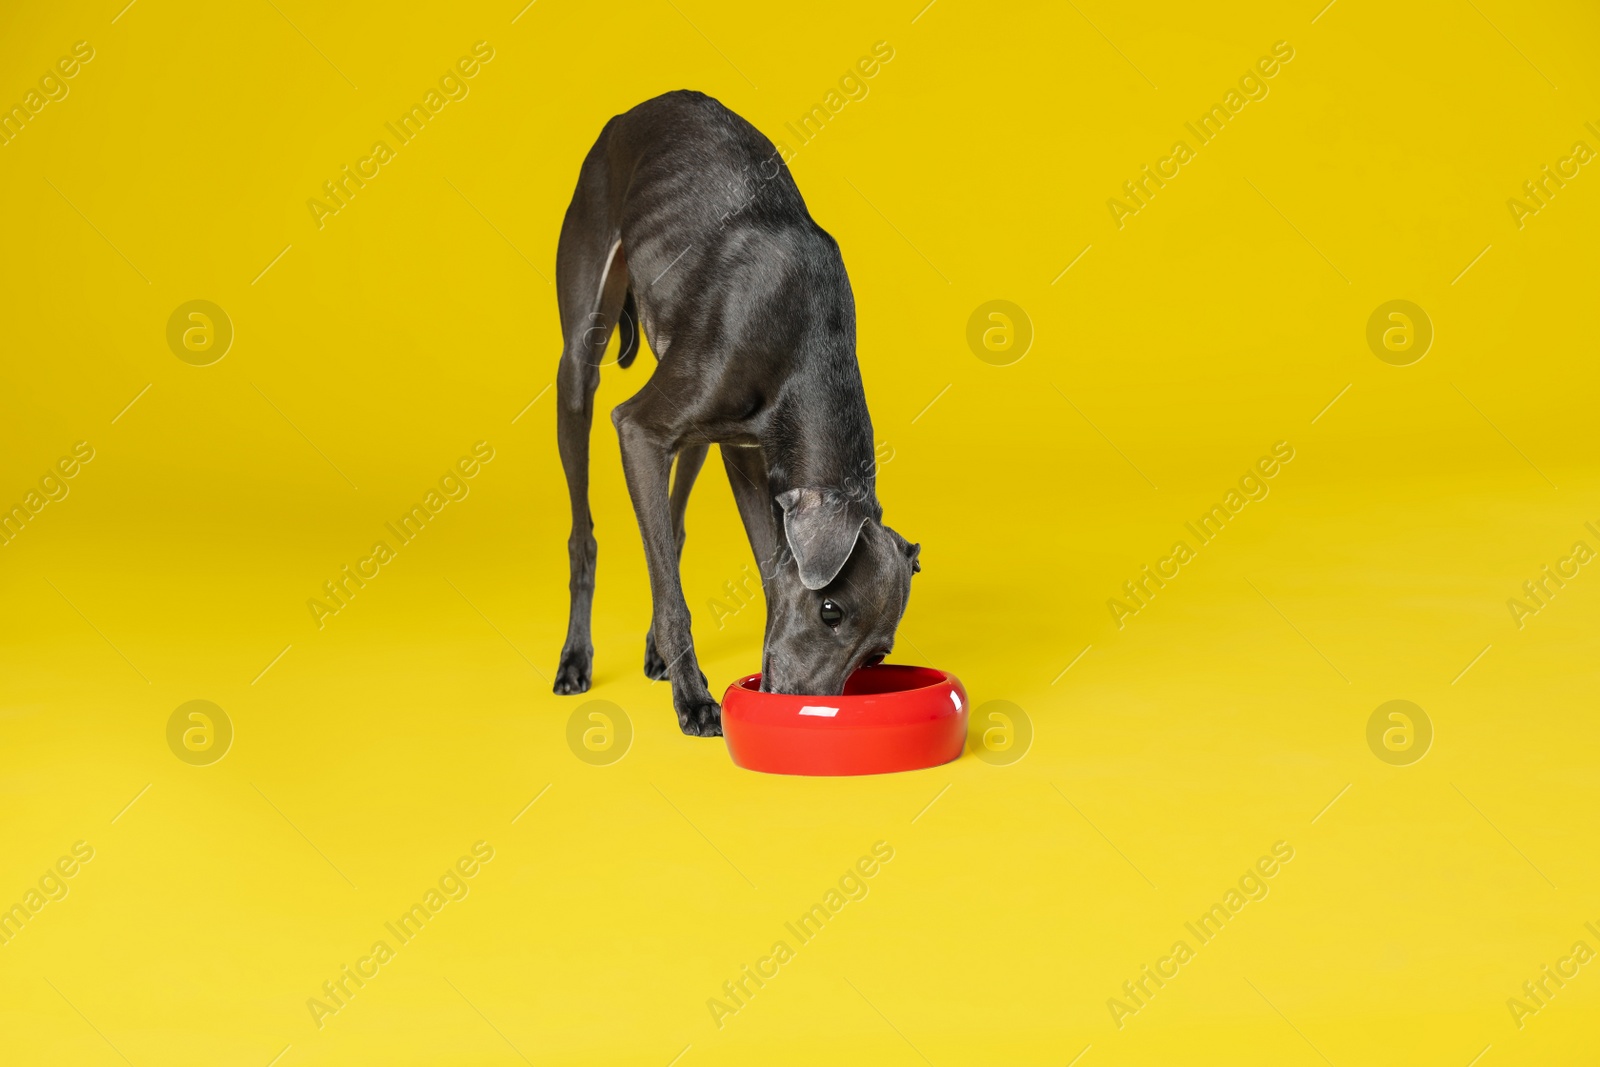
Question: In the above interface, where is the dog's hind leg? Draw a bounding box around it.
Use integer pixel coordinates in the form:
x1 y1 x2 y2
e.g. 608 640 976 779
552 138 632 695
644 442 709 680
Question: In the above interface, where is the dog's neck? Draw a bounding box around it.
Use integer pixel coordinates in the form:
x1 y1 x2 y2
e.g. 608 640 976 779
762 388 881 519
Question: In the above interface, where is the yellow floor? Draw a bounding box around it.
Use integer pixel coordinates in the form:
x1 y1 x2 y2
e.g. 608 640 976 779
4 1 1598 1063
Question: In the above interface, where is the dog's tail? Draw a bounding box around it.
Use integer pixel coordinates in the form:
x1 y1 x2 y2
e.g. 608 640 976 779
616 288 641 368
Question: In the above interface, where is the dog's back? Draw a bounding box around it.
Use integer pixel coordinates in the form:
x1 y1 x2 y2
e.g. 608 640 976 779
575 91 853 370
607 90 810 241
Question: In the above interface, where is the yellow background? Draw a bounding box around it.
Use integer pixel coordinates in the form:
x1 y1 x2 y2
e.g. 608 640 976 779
3 0 1598 1063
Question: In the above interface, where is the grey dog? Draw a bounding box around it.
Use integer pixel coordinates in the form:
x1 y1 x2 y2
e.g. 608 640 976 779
552 90 920 737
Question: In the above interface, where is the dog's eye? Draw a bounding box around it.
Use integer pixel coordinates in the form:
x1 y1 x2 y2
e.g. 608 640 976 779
819 599 843 626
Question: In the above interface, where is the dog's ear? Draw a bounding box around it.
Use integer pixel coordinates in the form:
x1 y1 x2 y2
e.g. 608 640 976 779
776 487 868 590
887 527 921 573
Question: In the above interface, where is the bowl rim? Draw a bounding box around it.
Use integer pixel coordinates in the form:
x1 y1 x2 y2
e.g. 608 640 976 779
727 664 956 701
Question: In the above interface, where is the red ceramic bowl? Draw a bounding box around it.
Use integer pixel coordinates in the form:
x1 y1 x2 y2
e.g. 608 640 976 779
721 664 967 776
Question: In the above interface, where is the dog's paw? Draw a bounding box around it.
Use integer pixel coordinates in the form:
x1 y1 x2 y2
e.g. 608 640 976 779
643 630 670 681
675 698 723 737
553 645 592 695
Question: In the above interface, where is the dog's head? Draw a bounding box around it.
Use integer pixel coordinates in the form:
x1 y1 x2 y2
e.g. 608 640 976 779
760 486 920 696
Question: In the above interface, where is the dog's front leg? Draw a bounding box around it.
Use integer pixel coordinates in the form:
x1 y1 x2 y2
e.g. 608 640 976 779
721 443 780 591
611 404 721 736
